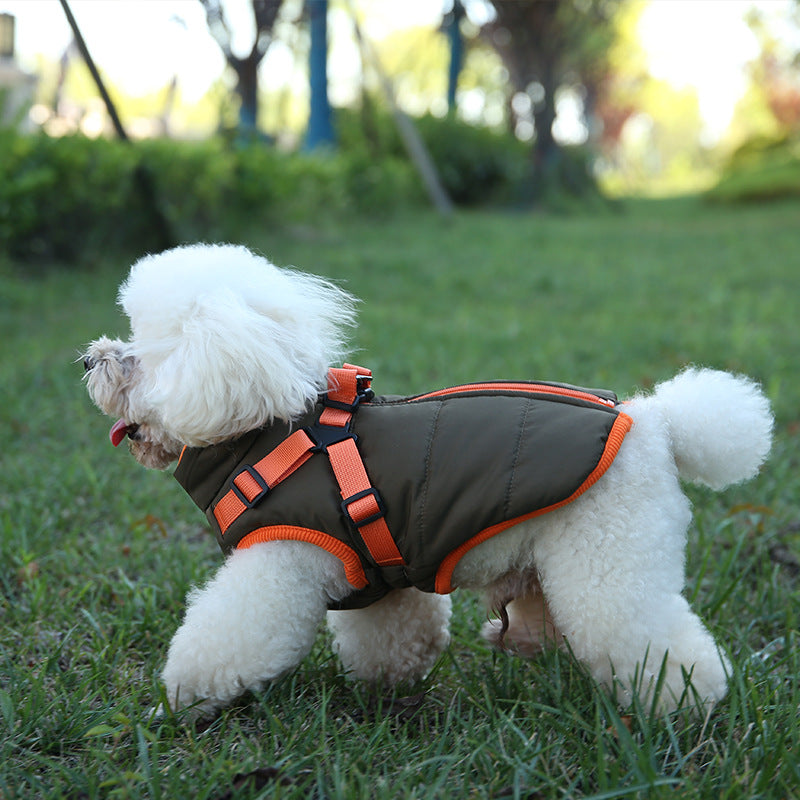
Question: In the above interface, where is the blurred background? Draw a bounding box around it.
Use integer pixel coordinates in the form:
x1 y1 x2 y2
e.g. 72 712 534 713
1 0 799 261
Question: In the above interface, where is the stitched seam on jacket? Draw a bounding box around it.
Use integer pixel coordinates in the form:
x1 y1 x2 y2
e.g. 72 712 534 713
504 398 532 519
416 401 443 554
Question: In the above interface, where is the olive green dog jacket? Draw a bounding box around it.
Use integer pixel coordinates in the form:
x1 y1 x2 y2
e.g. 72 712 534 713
174 369 633 609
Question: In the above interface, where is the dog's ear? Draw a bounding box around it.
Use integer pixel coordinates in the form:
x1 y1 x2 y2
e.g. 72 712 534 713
121 245 357 446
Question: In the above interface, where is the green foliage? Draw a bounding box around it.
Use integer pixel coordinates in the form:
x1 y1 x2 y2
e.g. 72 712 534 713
2 200 800 798
0 129 142 261
0 114 547 263
337 108 530 206
0 115 566 265
599 80 715 198
415 114 529 206
0 130 422 263
526 144 611 211
707 136 800 203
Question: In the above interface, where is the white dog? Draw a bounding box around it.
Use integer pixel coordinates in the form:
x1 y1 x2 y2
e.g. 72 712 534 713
82 244 773 719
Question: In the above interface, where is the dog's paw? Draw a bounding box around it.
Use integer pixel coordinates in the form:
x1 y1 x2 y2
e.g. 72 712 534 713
597 640 731 715
657 648 730 713
154 685 223 723
148 697 221 729
147 702 174 724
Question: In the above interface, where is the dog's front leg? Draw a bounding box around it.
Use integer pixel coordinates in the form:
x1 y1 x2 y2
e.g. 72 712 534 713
161 541 350 719
327 587 452 685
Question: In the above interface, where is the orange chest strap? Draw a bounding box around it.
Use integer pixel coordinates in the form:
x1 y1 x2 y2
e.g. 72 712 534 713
211 364 405 568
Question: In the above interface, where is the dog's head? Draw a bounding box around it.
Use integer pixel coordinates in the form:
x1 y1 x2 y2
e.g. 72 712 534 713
82 244 356 469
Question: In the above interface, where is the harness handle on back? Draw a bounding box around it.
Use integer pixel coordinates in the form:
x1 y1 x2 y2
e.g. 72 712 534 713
212 364 406 568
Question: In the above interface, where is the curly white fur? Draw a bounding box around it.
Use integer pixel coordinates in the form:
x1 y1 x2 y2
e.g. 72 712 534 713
82 244 773 719
119 244 356 446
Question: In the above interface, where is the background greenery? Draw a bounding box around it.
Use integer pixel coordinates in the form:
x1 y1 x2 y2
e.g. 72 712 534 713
1 197 798 798
3 118 797 265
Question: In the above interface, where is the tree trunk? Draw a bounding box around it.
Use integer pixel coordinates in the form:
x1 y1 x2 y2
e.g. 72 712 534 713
198 0 284 137
533 64 558 171
445 0 465 113
530 64 562 203
305 0 335 149
234 54 260 132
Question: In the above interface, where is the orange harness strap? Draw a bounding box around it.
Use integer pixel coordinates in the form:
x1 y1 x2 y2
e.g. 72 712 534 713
212 428 315 534
213 364 405 568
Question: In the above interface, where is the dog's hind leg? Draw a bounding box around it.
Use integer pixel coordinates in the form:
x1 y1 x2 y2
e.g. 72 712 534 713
327 587 452 685
527 404 732 712
531 503 729 712
161 541 350 719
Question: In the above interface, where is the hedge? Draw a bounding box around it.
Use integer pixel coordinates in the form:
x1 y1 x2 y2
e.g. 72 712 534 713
336 109 531 206
0 130 428 262
1 112 539 263
706 136 800 204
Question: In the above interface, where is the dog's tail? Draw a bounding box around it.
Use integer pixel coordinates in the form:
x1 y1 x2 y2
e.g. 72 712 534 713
650 368 773 490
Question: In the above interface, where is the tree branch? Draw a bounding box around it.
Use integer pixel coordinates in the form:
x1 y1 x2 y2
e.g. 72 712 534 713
198 0 235 62
251 0 283 60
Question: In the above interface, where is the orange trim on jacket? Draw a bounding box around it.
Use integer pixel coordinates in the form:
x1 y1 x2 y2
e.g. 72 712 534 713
237 526 368 589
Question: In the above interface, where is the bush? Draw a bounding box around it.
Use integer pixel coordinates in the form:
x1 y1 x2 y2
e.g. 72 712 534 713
0 112 537 263
706 136 800 203
0 130 143 261
0 131 422 263
415 114 529 205
336 108 529 206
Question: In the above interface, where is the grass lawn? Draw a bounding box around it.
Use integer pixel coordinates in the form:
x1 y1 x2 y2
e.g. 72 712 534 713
1 197 798 799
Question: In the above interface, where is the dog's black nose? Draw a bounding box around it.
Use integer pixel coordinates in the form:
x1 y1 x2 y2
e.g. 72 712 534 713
83 357 94 372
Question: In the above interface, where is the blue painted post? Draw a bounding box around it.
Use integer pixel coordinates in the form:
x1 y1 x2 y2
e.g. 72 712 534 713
445 0 465 113
305 0 335 149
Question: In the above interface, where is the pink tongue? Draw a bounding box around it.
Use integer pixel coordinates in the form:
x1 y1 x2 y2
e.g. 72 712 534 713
110 419 129 447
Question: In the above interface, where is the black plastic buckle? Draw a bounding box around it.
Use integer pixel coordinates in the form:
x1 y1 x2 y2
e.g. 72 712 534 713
230 466 269 508
322 387 374 414
304 423 358 453
341 488 386 528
